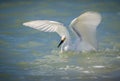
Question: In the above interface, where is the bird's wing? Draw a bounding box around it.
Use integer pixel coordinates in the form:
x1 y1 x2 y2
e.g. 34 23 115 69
70 11 102 49
23 20 69 37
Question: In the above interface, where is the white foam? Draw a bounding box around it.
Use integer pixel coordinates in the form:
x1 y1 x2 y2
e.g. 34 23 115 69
93 65 105 68
82 71 90 73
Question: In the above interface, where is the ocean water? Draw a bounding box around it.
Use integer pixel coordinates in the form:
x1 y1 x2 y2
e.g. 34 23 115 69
0 0 120 81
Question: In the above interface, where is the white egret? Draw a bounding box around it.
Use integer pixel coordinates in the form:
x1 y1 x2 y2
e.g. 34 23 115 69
23 11 102 53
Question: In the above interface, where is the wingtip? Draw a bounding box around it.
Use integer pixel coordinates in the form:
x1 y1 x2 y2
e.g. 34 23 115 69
22 22 27 26
23 22 30 27
84 11 101 15
83 11 102 20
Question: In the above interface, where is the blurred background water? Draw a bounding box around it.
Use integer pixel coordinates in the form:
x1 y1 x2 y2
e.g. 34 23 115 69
0 0 120 81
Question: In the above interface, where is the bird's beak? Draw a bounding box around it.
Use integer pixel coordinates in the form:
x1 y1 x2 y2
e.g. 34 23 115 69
57 36 66 48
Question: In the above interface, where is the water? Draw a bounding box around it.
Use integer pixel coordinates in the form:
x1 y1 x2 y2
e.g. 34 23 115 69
0 0 120 81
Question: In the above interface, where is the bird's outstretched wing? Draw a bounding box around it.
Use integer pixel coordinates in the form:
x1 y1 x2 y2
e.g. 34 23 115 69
70 11 102 49
23 20 69 37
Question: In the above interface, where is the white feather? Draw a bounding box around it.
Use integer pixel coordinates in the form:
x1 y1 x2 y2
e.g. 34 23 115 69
23 11 102 52
23 20 69 37
70 11 102 50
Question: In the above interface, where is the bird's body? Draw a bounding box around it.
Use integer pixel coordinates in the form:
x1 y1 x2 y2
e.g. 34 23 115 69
23 11 102 53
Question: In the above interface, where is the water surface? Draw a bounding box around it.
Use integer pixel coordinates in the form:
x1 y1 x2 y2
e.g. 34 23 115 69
0 0 120 81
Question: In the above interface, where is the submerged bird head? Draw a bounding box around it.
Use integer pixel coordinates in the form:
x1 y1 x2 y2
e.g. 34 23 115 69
57 35 66 48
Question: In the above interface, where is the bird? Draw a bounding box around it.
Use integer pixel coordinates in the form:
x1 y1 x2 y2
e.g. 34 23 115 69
23 11 102 53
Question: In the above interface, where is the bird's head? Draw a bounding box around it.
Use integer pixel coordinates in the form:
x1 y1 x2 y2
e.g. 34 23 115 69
57 35 66 48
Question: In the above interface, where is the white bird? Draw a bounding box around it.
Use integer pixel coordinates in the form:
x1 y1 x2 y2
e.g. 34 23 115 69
23 11 102 53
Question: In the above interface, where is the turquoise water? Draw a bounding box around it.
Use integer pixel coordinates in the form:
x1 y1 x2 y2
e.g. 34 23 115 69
0 0 120 81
